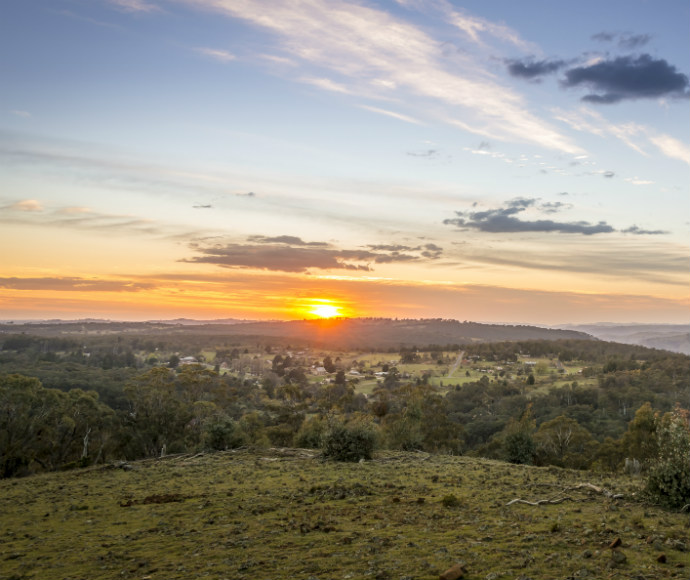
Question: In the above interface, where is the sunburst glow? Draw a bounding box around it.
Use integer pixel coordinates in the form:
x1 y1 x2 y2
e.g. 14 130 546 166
310 303 341 318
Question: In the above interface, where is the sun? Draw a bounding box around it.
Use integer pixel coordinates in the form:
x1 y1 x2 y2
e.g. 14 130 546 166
309 304 341 319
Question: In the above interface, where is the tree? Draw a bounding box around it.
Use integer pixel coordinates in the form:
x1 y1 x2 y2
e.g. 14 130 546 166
322 418 378 462
534 415 598 469
122 367 191 457
323 355 336 374
503 404 536 465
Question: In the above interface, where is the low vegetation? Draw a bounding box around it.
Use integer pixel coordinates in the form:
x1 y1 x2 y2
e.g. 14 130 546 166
1 449 688 580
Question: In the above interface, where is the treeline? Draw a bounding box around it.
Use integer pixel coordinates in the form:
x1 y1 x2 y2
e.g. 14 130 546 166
1 336 689 506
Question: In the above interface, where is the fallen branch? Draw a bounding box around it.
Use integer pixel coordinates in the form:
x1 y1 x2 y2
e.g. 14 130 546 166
506 496 575 506
506 482 624 507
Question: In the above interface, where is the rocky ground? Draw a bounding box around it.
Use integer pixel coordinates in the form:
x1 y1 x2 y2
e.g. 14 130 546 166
1 449 688 580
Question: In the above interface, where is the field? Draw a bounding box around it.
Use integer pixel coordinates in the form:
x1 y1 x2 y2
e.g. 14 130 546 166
1 449 688 580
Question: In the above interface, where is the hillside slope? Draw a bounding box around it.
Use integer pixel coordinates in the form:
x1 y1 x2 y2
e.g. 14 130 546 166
1 449 687 580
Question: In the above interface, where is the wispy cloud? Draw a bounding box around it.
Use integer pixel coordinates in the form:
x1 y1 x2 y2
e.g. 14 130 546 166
195 47 236 62
181 0 580 153
7 199 43 212
552 107 690 163
359 105 424 125
0 277 155 292
649 134 690 165
592 31 652 50
108 0 159 13
10 110 32 119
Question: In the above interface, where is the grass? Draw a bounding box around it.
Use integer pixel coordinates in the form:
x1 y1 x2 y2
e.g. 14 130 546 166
3 450 687 580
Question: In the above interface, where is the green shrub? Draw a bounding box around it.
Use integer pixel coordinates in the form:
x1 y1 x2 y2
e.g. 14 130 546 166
295 416 327 449
505 431 536 465
322 421 377 462
202 416 247 451
645 406 690 510
441 494 461 508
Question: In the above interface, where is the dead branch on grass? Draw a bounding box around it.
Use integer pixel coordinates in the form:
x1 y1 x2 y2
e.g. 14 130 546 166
506 482 624 506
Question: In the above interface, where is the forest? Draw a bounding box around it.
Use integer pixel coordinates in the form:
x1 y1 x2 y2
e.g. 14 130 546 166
1 320 688 508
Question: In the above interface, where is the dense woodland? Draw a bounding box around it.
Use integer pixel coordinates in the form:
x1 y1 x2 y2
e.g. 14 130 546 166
1 321 688 507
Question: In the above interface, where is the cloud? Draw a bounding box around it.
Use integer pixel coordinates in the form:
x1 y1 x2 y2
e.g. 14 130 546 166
406 149 438 158
624 177 654 185
0 277 155 292
591 31 651 49
9 199 43 212
622 225 668 235
183 236 444 273
443 198 665 236
182 0 581 153
248 235 328 247
618 33 651 50
505 58 566 79
553 107 688 162
562 54 690 103
463 241 687 286
108 0 159 12
648 134 690 165
603 171 615 178
195 47 236 62
540 201 572 214
359 105 424 125
10 110 32 119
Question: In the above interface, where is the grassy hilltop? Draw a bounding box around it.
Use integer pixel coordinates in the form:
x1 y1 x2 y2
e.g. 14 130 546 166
1 449 688 580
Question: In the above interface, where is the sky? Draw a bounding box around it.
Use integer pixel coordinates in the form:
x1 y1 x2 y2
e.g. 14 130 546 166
1 0 688 324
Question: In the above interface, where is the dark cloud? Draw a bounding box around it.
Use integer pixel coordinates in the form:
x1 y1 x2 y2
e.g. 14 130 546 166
506 58 566 79
248 235 328 247
444 198 613 235
184 237 444 273
0 277 154 292
444 199 670 237
184 243 370 272
406 149 438 158
540 201 572 214
591 31 651 49
591 31 616 43
603 171 615 178
622 225 668 235
193 204 212 209
618 33 651 49
562 54 690 103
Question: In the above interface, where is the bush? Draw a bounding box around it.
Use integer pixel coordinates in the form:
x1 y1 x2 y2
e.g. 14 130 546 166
294 416 327 449
645 406 690 510
505 431 536 465
322 421 377 462
202 416 247 451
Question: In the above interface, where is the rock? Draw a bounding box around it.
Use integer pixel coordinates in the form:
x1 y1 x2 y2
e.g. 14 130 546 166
656 553 667 563
610 550 627 566
439 562 467 580
609 537 622 548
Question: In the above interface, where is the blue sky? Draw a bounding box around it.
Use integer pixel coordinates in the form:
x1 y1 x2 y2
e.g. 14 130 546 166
1 0 688 323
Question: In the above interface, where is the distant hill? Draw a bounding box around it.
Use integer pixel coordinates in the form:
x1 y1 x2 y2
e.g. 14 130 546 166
562 323 689 355
0 317 592 348
160 318 593 348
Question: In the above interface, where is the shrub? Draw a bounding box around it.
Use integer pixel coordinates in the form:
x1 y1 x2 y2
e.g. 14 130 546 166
441 494 461 508
294 416 327 449
202 416 247 451
322 421 377 462
645 406 690 510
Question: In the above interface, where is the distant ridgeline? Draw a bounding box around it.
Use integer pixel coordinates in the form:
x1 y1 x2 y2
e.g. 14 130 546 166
191 318 594 349
0 318 593 349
